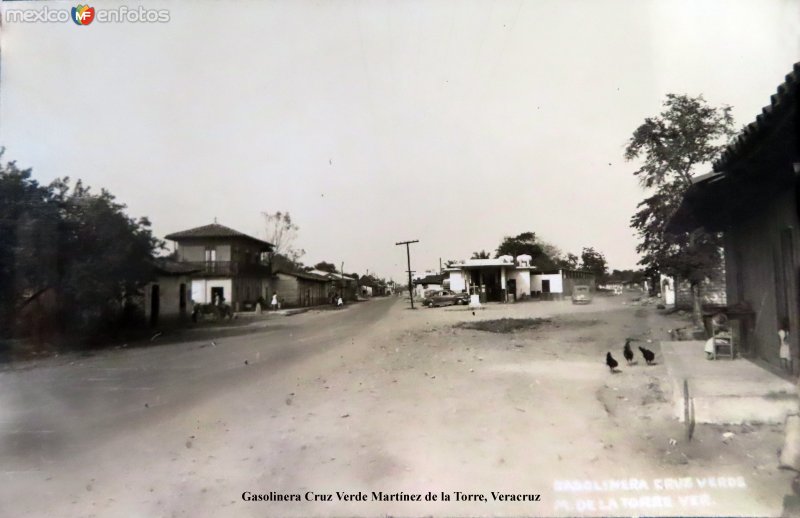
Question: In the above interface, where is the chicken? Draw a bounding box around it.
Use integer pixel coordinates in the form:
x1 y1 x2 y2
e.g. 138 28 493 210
606 352 619 372
623 339 634 365
639 346 655 365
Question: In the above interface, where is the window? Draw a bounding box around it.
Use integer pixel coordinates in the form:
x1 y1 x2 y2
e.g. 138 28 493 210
205 248 216 262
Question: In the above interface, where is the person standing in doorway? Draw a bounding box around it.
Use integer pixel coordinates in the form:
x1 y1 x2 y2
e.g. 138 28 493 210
780 321 792 373
271 292 279 311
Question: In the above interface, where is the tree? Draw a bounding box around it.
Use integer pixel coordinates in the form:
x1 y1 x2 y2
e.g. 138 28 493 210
625 94 736 323
0 151 161 339
51 178 162 334
313 261 338 273
579 247 608 283
262 211 305 263
562 253 580 269
471 250 491 259
495 232 560 270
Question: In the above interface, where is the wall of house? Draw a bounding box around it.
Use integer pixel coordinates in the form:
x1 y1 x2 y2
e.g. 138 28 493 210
268 274 328 307
270 273 300 307
449 271 465 292
232 277 264 310
145 275 191 322
190 278 233 305
179 243 232 262
415 283 442 298
532 273 563 294
725 188 799 368
509 270 531 299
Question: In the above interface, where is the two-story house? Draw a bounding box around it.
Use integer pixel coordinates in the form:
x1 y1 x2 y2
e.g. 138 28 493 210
165 223 274 311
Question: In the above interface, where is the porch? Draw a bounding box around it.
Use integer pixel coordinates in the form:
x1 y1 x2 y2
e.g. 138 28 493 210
661 340 797 425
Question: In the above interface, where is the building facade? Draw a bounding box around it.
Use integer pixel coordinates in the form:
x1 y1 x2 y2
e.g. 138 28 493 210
270 269 330 308
164 223 274 312
669 62 800 371
445 255 595 302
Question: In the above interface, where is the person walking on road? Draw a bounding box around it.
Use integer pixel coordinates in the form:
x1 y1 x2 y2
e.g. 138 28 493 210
271 293 279 311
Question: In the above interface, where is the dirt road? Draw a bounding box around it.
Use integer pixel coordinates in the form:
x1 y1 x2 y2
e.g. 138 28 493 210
0 296 791 517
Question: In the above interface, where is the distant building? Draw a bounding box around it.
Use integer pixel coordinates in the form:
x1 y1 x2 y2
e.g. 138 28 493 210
413 273 447 298
532 269 596 301
444 255 595 302
270 266 330 308
164 223 273 311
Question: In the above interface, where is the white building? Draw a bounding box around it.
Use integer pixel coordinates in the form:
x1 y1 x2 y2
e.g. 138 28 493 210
445 254 595 302
445 255 532 302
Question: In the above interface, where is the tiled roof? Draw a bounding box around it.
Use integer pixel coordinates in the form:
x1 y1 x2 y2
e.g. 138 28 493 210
153 259 201 275
165 223 273 249
272 267 330 282
713 62 800 172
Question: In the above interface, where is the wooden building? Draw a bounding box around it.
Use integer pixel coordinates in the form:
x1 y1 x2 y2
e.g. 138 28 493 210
269 268 330 308
164 223 273 311
670 62 800 372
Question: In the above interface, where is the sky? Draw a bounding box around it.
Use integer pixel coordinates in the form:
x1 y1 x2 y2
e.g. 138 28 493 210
2 0 800 282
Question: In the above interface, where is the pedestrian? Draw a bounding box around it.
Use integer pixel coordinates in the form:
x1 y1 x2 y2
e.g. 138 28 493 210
271 292 279 311
337 294 343 308
780 321 792 373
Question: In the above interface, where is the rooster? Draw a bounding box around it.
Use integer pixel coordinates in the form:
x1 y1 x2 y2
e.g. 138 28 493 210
639 346 656 365
623 339 634 365
606 352 619 373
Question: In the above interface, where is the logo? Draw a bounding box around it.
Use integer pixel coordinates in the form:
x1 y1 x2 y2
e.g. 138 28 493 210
71 4 95 25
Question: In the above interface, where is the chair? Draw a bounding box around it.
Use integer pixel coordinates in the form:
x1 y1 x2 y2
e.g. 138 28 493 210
711 313 734 359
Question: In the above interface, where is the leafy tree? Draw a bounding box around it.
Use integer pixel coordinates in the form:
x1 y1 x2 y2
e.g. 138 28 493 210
471 250 491 259
262 211 305 263
51 178 162 333
313 261 338 273
562 253 580 269
0 155 59 333
0 151 161 339
579 247 608 283
625 94 736 323
495 232 559 269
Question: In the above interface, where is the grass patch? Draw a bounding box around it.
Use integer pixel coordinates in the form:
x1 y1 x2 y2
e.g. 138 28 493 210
454 318 552 334
764 390 798 400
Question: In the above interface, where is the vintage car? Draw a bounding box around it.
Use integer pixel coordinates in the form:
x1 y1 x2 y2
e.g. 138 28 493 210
571 285 593 304
423 290 470 307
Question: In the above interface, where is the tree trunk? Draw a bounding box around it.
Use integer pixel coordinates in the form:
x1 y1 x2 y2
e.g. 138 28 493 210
691 282 703 328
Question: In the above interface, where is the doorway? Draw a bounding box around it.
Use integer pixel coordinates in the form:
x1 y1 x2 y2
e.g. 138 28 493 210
179 283 187 316
211 286 225 305
150 284 160 327
507 278 517 302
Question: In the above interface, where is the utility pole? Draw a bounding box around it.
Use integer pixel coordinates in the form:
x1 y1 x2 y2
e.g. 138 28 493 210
395 240 419 309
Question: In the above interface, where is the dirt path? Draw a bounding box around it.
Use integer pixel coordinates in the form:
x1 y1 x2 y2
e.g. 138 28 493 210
2 295 792 517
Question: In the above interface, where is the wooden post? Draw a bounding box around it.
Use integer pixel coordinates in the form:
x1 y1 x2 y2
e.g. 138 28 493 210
396 240 419 309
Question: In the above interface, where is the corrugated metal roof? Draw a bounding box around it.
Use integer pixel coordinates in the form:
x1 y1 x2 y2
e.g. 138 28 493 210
272 267 330 282
713 61 800 172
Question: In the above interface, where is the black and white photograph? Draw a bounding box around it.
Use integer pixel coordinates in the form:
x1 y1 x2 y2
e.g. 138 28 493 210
2 1 800 516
